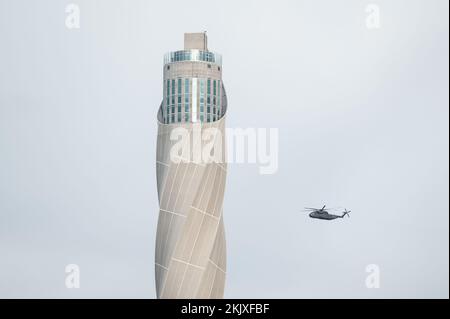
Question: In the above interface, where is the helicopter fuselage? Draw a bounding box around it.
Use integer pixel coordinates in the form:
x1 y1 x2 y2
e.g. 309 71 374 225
309 211 342 220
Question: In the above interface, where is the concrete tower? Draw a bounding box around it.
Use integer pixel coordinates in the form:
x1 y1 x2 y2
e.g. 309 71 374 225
155 33 228 299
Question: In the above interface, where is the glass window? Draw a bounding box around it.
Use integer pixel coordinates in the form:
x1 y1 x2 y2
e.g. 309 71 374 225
166 80 170 108
191 78 198 123
177 79 182 119
206 78 211 124
218 80 221 107
213 80 216 96
164 50 222 66
172 79 175 95
200 79 205 119
184 78 190 113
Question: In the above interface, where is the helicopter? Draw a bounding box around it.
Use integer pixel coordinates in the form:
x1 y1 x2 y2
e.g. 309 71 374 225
303 206 351 220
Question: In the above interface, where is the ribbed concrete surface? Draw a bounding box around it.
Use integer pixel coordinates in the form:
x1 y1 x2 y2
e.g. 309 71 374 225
155 89 227 298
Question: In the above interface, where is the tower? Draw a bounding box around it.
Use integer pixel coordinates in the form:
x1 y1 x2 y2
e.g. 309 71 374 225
155 33 228 299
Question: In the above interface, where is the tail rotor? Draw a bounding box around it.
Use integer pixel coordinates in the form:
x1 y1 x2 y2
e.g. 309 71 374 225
342 208 351 218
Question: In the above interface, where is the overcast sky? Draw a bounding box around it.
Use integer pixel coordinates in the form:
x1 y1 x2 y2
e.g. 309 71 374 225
0 0 448 298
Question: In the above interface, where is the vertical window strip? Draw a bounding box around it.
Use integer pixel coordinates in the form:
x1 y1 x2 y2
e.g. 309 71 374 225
171 79 175 112
207 78 211 120
166 79 170 122
218 80 221 107
185 79 190 115
192 78 198 123
200 79 205 119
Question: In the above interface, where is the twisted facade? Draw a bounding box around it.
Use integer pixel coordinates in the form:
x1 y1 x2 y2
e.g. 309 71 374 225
155 33 228 299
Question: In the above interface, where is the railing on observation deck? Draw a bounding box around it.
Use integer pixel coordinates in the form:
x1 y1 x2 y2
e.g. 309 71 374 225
164 50 222 66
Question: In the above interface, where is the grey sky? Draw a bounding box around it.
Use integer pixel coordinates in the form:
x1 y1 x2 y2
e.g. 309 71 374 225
0 0 448 298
